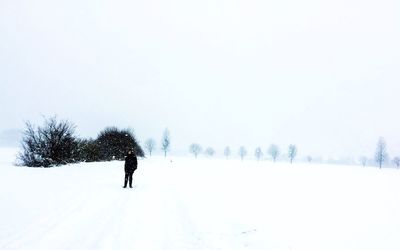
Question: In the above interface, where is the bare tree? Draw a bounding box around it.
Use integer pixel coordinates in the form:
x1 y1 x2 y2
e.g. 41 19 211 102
161 128 171 158
189 143 202 158
375 137 387 169
268 144 280 162
18 117 78 167
205 147 215 157
145 138 156 157
224 146 231 159
360 156 367 167
254 147 263 161
239 146 247 161
393 157 400 168
288 144 297 164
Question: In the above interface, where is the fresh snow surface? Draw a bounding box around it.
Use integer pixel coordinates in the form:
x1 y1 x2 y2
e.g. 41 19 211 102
1 148 400 250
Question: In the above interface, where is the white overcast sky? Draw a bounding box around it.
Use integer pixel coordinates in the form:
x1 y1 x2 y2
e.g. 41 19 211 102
0 0 399 158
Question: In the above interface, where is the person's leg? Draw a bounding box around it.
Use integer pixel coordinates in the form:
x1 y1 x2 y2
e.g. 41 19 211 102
123 172 128 188
129 172 133 188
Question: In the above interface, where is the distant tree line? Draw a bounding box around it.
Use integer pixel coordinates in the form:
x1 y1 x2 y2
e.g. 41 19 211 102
185 137 400 169
18 117 144 167
187 143 299 163
19 117 400 169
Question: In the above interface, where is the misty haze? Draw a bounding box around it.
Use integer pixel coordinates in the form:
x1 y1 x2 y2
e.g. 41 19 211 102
0 0 399 249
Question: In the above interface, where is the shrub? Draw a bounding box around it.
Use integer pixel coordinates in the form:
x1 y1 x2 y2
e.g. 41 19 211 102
18 117 78 167
95 127 144 161
75 138 100 162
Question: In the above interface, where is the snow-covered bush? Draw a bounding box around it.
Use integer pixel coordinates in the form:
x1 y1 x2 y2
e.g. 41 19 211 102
95 127 144 161
75 138 100 162
18 117 78 167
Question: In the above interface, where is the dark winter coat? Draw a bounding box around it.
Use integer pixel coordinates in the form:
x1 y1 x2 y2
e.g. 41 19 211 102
124 154 137 173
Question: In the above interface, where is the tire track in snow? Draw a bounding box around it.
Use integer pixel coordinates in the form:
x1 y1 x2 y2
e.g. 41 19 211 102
65 188 128 250
124 169 209 250
0 188 93 250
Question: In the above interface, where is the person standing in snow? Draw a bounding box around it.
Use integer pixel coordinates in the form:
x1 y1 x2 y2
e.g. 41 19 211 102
123 149 137 188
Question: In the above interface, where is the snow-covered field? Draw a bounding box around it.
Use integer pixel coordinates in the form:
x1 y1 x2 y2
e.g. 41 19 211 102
0 148 399 250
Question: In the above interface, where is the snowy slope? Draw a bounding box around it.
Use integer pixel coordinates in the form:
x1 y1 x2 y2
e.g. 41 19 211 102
0 148 400 250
